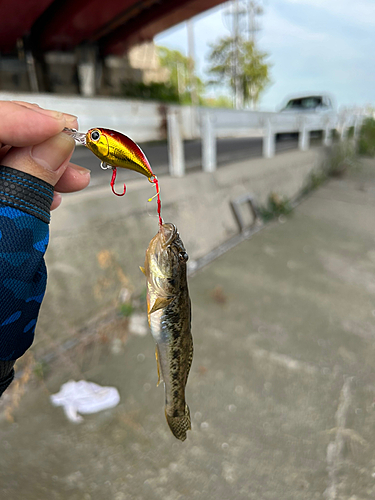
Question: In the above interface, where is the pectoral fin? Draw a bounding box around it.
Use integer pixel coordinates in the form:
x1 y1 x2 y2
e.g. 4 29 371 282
149 296 173 314
139 266 146 275
155 345 163 386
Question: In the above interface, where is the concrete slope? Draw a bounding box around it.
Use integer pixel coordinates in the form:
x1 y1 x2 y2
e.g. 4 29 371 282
0 158 375 499
35 147 324 357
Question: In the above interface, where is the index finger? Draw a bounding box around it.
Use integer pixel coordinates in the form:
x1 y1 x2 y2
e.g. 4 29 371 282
12 101 77 125
0 101 75 148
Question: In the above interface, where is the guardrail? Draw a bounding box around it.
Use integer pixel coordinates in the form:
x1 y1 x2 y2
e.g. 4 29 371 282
0 92 368 178
168 106 367 176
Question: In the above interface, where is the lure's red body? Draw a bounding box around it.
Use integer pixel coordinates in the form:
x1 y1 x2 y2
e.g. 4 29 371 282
85 127 162 226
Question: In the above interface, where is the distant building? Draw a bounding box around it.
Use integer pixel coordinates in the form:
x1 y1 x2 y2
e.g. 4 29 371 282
0 41 169 96
103 42 169 95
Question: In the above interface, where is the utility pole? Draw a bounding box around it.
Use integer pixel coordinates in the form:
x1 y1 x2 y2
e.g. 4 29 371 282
247 0 263 43
247 0 263 108
233 0 242 109
224 0 263 109
187 19 198 107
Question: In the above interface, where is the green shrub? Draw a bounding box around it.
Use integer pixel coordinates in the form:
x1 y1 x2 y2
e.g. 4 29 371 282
119 302 134 317
259 192 293 222
301 169 328 196
346 126 355 139
33 361 50 380
121 81 180 103
358 117 375 156
325 141 358 177
331 129 340 142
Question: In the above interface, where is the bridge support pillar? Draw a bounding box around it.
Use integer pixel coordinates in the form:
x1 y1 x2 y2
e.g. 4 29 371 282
202 112 216 173
25 51 39 92
76 45 99 97
167 110 185 177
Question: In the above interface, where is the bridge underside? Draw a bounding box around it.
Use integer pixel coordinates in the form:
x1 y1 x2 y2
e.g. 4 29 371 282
0 0 225 56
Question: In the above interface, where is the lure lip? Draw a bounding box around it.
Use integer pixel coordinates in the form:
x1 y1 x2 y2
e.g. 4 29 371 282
63 127 87 146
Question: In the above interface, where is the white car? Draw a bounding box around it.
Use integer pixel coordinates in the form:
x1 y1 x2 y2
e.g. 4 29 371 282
277 94 335 140
279 94 334 113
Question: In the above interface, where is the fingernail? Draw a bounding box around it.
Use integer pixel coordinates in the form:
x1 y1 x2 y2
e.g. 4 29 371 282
12 101 40 107
31 133 75 171
32 107 65 120
71 164 91 175
64 114 79 128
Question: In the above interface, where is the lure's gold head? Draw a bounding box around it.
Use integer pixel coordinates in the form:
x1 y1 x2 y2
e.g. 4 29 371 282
85 127 154 178
85 128 110 162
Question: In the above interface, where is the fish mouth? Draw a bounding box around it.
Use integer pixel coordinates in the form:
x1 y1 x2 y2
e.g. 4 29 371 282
160 223 178 248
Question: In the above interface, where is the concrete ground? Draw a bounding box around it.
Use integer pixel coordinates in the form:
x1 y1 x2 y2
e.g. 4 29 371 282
1 159 375 499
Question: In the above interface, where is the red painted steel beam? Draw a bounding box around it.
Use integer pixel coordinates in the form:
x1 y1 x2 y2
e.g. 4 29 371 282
1 0 226 55
0 0 54 53
34 0 139 51
101 0 226 54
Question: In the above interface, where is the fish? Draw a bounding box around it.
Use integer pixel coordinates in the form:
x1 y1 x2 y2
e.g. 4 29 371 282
141 222 193 441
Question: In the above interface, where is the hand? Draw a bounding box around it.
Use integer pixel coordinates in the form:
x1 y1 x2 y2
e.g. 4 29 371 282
0 101 91 210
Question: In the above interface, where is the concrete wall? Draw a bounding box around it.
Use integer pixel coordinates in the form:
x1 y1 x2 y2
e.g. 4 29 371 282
34 147 327 357
0 92 167 142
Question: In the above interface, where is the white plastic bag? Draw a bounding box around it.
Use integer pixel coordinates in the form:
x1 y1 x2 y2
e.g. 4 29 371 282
50 380 120 423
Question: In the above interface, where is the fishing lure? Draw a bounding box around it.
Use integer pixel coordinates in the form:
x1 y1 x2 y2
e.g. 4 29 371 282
64 127 162 226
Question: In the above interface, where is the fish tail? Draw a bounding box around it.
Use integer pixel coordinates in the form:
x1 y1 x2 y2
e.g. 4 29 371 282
165 404 191 441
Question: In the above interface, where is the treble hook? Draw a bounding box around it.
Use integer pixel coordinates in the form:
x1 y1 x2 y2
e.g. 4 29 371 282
110 167 126 197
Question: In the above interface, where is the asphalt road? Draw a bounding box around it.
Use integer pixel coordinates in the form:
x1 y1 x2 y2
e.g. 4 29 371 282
72 137 299 187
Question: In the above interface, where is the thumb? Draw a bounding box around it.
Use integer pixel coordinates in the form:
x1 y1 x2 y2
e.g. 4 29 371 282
1 132 75 186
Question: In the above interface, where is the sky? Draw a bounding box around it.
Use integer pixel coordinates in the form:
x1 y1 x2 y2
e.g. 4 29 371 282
155 0 375 111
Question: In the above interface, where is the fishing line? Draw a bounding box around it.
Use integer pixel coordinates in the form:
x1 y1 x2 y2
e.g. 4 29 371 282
148 175 162 227
146 179 163 224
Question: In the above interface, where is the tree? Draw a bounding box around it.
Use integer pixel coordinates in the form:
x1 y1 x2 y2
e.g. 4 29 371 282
120 46 205 105
203 95 234 108
157 46 205 105
121 80 180 103
207 36 270 109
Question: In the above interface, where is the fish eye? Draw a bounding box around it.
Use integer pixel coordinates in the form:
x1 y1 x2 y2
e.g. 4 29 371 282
180 252 188 262
91 130 100 141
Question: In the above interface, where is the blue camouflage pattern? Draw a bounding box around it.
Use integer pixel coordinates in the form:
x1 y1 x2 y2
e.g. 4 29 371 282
0 205 48 360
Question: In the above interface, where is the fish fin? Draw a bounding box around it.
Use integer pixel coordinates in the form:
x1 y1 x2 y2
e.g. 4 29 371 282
146 294 151 326
149 296 173 314
155 345 164 387
165 404 191 441
185 341 194 383
139 266 146 275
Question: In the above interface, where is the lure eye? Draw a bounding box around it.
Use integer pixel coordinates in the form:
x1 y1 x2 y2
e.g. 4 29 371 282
90 130 100 141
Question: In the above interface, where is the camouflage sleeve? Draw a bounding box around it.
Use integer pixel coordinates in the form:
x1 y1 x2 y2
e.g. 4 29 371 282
0 165 53 369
